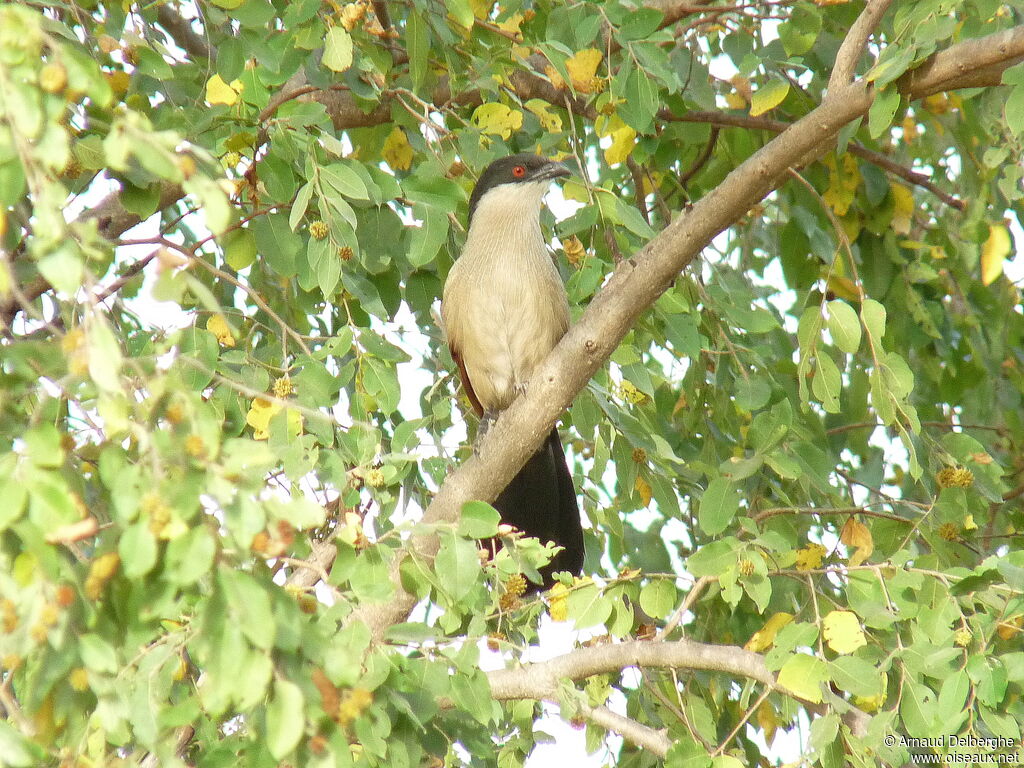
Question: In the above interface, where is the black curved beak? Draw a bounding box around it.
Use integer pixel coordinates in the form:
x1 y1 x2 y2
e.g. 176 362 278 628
528 161 572 183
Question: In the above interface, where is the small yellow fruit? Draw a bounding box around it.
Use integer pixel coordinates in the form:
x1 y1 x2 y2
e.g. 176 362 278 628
39 62 68 94
310 220 329 240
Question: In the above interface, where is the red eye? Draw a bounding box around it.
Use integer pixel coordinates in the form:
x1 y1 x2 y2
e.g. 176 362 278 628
512 165 526 178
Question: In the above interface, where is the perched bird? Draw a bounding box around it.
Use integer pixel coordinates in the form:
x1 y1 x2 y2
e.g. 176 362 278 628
441 154 583 586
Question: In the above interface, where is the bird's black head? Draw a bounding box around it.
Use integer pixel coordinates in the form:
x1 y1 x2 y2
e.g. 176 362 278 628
467 154 571 223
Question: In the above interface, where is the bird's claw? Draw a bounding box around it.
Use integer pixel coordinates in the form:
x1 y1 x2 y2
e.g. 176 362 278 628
473 411 498 455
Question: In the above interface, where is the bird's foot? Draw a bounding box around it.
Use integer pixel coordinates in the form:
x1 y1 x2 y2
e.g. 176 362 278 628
473 410 499 455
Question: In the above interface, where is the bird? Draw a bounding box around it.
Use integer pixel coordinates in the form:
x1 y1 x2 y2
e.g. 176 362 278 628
441 153 584 587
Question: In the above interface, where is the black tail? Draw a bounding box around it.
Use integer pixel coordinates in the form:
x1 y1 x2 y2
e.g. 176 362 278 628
493 427 583 587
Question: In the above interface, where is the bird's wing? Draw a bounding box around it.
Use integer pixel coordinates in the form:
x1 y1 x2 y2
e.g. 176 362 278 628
450 345 484 417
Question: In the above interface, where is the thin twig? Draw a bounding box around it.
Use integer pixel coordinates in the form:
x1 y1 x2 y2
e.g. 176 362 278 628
679 126 719 187
828 0 896 92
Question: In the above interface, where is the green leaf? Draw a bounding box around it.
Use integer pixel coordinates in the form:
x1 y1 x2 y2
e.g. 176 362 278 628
0 720 45 767
289 181 314 231
750 79 789 116
252 213 301 276
699 477 739 535
860 299 886 343
222 227 257 271
868 87 900 139
621 67 659 133
866 44 916 87
458 501 500 539
165 526 216 585
567 581 613 629
900 678 938 737
777 654 828 703
829 656 882 697
220 569 276 649
320 162 370 200
322 27 354 72
87 320 123 393
812 353 842 413
434 532 479 601
267 678 305 759
639 579 677 620
79 634 119 673
779 4 822 57
686 539 739 577
119 521 158 577
446 0 474 28
37 247 83 296
361 356 400 414
936 669 969 723
1006 84 1024 136
734 376 772 411
825 299 861 353
408 212 449 268
407 13 429 92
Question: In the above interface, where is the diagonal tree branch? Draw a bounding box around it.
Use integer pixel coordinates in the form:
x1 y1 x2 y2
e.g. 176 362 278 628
582 703 672 757
155 3 214 63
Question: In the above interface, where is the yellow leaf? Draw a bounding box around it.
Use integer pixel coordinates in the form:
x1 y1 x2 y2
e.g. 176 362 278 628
565 48 604 94
822 154 860 217
757 701 778 743
825 275 860 302
996 615 1022 641
548 582 569 621
525 99 562 133
382 126 413 171
206 314 235 347
822 610 867 654
744 612 794 652
890 183 914 235
246 397 279 440
205 74 243 106
596 114 636 166
725 91 747 110
981 223 1010 286
497 12 525 36
545 64 566 91
634 475 652 507
840 518 873 567
854 691 886 712
245 399 303 440
471 0 493 19
338 511 365 546
750 79 790 117
901 115 919 142
471 103 524 139
795 542 826 571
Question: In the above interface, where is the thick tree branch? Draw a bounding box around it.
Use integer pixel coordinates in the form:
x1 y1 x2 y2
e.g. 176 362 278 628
482 638 870 741
85 183 187 242
155 4 214 63
828 0 895 93
900 25 1024 97
345 24 1024 642
583 703 672 757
